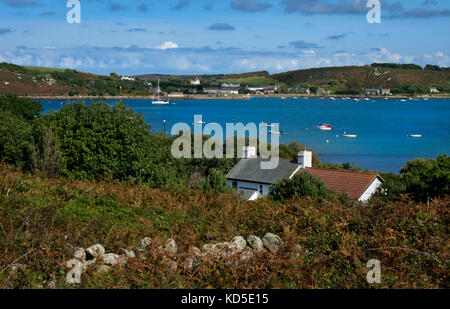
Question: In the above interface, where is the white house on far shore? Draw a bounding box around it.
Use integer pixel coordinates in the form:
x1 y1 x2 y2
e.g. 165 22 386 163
190 78 201 85
430 87 439 93
226 147 384 202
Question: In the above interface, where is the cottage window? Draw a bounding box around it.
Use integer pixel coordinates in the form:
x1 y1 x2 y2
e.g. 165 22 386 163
259 185 263 194
232 181 238 189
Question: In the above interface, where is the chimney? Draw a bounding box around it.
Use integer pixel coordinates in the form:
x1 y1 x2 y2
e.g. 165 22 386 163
242 146 257 159
298 149 312 168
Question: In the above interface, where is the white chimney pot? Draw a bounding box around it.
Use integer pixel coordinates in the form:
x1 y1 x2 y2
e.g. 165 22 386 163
298 150 312 168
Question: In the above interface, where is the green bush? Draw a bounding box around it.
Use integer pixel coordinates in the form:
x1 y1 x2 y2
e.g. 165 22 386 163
269 171 330 202
400 155 450 201
376 173 407 201
201 168 232 193
0 95 42 120
0 110 33 166
34 101 179 186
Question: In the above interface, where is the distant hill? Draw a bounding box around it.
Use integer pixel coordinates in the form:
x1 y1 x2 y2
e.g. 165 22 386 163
134 73 223 81
0 62 448 96
0 63 150 96
272 64 450 94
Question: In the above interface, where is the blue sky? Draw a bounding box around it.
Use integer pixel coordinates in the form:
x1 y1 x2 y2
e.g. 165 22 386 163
0 0 449 75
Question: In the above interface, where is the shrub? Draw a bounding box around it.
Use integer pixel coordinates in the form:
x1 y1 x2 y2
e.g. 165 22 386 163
376 173 407 201
201 168 232 193
34 101 179 186
30 129 65 176
0 95 42 120
0 110 33 166
269 171 330 202
400 155 450 201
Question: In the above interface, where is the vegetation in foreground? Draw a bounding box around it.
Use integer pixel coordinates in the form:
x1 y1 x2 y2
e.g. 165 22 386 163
0 164 448 289
0 95 448 289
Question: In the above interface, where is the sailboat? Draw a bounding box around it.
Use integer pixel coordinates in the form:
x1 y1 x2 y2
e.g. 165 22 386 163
152 79 169 105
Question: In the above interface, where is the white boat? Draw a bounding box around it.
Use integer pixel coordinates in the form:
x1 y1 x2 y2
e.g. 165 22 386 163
343 134 358 138
408 134 423 138
269 130 283 135
364 98 370 101
260 122 276 127
317 123 333 131
329 97 336 101
152 79 169 105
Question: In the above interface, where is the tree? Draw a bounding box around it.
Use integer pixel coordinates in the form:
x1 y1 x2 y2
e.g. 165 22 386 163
425 64 441 71
201 168 232 193
0 95 43 120
270 171 330 202
34 100 179 186
0 110 33 166
400 155 450 201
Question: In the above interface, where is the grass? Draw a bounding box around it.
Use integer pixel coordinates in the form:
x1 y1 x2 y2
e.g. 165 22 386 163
220 76 287 88
23 66 95 75
0 164 448 289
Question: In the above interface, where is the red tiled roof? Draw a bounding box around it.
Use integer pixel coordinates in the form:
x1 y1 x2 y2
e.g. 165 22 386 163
305 167 383 200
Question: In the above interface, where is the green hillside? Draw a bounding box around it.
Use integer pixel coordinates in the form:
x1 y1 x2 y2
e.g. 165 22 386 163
0 62 449 97
0 63 150 96
273 64 450 95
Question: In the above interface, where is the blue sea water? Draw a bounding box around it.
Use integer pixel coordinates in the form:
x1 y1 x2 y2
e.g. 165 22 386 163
39 97 450 174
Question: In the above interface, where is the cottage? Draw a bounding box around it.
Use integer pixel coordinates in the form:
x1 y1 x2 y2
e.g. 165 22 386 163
203 88 220 95
121 76 135 81
381 88 391 96
290 88 311 95
219 87 240 95
363 88 380 96
430 87 439 93
221 83 240 88
168 92 185 98
190 78 201 85
246 86 278 94
226 147 384 202
316 88 330 96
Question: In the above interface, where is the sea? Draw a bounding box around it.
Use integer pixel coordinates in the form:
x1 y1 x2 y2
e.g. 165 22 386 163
39 97 450 174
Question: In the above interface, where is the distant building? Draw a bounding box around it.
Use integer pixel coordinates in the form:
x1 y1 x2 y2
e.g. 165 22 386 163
121 76 135 81
219 88 239 95
203 88 220 95
226 147 384 202
246 86 278 94
381 88 391 96
203 87 239 96
168 92 185 98
430 87 439 93
190 78 201 85
363 88 380 96
221 83 240 88
290 88 310 95
316 88 330 96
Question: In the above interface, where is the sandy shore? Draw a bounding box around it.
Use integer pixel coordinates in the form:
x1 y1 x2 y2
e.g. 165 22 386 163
24 94 450 100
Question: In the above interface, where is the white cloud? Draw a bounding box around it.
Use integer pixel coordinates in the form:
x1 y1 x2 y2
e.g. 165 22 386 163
157 41 179 50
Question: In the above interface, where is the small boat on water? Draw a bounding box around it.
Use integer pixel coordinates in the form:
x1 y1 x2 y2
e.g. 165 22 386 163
329 97 336 101
260 122 276 127
152 79 170 105
269 130 283 135
343 134 358 138
408 134 423 138
317 124 333 131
